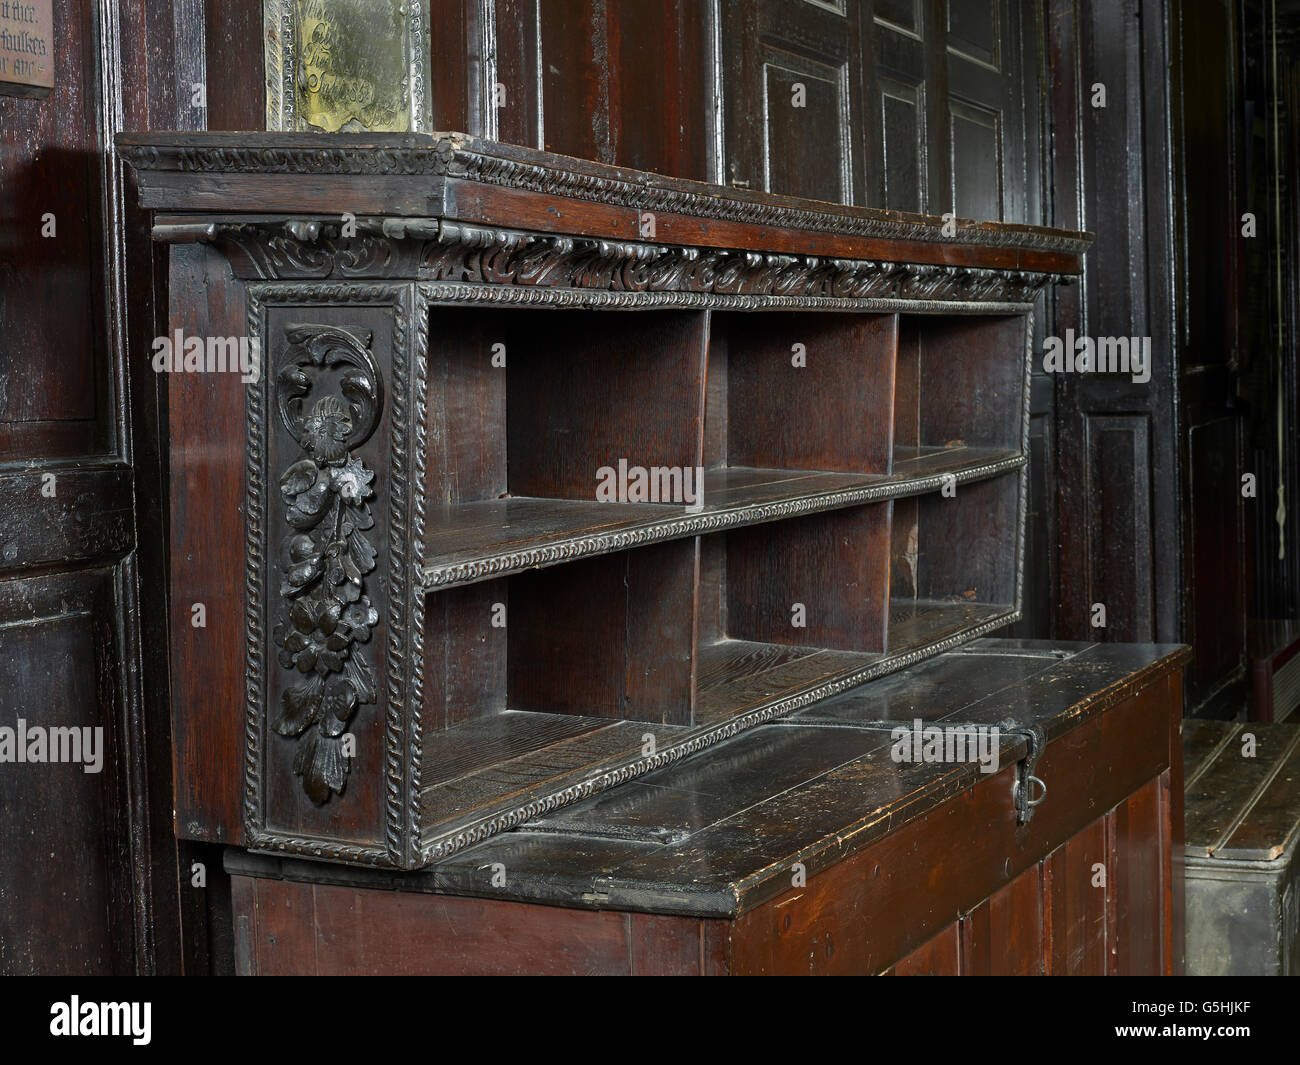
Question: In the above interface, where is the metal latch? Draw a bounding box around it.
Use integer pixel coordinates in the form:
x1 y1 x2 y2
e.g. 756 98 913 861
999 720 1048 823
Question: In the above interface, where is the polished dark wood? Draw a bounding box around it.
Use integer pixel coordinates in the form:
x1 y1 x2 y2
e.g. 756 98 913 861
1049 0 1260 719
227 640 1188 975
0 0 197 975
122 123 1086 870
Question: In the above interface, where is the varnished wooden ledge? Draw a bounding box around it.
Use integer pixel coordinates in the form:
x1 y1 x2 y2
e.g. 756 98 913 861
227 639 1189 920
117 131 1091 273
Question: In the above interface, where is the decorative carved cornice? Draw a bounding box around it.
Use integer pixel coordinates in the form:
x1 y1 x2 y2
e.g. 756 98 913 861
120 132 1091 257
176 217 1073 302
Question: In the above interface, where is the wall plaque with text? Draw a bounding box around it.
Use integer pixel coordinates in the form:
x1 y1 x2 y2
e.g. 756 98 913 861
0 0 53 98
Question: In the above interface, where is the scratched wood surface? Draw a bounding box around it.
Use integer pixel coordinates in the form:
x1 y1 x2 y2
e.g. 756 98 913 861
230 641 1187 975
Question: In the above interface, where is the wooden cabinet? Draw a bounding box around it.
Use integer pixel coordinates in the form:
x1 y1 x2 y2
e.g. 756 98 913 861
226 640 1188 975
120 130 1087 871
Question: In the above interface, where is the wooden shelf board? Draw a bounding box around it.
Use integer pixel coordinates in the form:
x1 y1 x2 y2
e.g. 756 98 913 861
421 447 1023 590
888 599 1014 651
416 604 1015 849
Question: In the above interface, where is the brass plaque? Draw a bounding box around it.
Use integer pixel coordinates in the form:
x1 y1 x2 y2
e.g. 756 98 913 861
264 0 431 132
0 0 53 99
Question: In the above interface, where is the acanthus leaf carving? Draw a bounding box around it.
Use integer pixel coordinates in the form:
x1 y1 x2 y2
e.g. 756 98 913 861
199 217 1071 304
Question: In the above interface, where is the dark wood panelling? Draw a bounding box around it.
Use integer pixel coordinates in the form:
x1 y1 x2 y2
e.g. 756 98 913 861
1110 775 1164 974
945 0 1029 223
1050 0 1251 716
961 863 1043 975
0 569 132 974
0 0 196 974
1084 414 1155 642
1170 0 1248 714
1187 416 1248 706
202 0 263 131
870 0 939 213
0 0 107 461
720 0 868 200
495 0 713 180
166 244 247 844
235 875 726 975
894 921 960 975
1044 816 1109 974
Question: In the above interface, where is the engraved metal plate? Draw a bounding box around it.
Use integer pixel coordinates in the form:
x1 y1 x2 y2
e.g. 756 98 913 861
263 0 431 133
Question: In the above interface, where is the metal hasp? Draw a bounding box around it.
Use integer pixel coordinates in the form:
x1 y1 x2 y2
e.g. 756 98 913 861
1000 720 1048 823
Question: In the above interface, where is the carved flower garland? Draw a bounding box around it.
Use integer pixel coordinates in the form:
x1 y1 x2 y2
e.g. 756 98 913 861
271 326 382 803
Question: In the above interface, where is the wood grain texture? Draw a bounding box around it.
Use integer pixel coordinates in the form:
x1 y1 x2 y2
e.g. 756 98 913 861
894 922 961 976
724 312 897 474
235 875 725 975
960 864 1044 975
1044 817 1109 975
167 244 247 844
1110 776 1164 975
726 504 891 652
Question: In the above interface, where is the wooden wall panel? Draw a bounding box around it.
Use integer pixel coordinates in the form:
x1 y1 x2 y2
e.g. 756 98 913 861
0 0 195 974
1044 817 1109 974
494 0 714 180
870 0 940 213
1109 775 1164 974
166 245 248 844
0 571 132 974
721 0 868 201
1050 0 1250 714
1083 413 1156 642
960 863 1043 975
0 0 107 461
234 876 724 975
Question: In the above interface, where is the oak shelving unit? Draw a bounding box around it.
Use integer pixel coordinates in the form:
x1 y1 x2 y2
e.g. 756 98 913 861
121 130 1088 868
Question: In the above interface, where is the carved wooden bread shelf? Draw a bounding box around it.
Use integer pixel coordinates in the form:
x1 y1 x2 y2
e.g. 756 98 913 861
119 131 1090 870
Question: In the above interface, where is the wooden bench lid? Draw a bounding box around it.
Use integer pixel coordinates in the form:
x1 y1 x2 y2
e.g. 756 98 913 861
1184 719 1300 862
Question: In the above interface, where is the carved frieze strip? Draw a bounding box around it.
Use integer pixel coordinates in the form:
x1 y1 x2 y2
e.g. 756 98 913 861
190 217 1074 302
416 281 1037 317
122 135 1090 256
422 454 1029 591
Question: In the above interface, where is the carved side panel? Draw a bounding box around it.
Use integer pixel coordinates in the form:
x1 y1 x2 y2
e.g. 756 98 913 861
246 283 417 867
271 323 383 803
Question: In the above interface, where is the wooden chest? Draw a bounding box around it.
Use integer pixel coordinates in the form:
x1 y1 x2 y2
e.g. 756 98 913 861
1184 718 1300 975
227 640 1187 975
